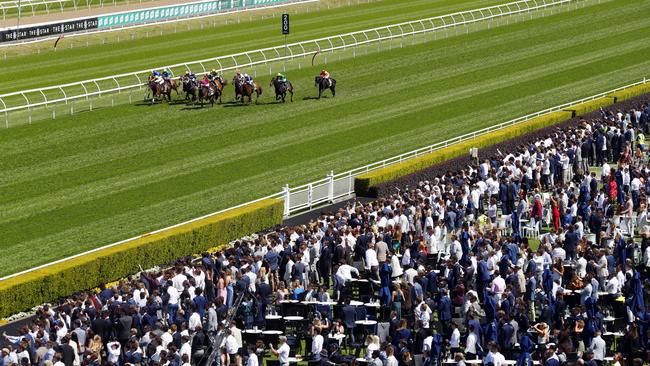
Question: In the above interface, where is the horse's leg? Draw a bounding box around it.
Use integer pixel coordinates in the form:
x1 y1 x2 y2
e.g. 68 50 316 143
289 90 293 102
331 86 336 97
318 87 322 99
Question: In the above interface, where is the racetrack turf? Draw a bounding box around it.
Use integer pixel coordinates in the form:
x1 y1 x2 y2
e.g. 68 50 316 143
0 0 497 93
0 0 649 276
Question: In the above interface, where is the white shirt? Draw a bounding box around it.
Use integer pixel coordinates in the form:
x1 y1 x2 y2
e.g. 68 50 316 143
188 312 202 331
336 265 359 283
180 342 192 360
107 342 121 364
167 286 180 305
277 343 291 365
311 334 324 355
246 353 259 366
450 328 461 348
365 248 379 269
225 335 239 354
465 332 477 354
590 336 606 361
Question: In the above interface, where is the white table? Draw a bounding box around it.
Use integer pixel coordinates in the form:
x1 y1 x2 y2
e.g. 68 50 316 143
287 357 302 363
242 329 263 334
262 330 283 335
265 315 282 320
318 301 339 306
350 300 365 306
283 316 304 321
355 320 378 326
364 302 381 308
279 300 298 304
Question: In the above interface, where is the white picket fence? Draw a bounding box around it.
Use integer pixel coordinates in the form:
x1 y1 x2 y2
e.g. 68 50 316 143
0 76 646 281
0 0 586 127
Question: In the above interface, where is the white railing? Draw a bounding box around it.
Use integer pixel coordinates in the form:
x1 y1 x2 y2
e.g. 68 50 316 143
1 76 646 281
0 0 583 127
0 0 150 19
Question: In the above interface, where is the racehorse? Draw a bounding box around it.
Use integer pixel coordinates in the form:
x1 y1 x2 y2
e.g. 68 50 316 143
181 75 199 101
210 76 227 104
233 76 262 104
315 76 336 99
198 83 216 107
148 75 179 103
270 76 294 103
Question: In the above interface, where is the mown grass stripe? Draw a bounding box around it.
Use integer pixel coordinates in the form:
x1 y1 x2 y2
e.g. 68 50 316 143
0 0 647 275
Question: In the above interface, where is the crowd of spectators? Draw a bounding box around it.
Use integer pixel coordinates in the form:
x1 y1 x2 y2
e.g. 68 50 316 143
2 101 650 366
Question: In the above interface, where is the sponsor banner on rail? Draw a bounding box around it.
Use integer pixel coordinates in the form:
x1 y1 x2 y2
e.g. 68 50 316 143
0 18 98 42
97 0 296 29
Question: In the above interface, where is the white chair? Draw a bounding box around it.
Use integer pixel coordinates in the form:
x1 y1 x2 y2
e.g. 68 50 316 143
522 218 540 238
496 217 508 236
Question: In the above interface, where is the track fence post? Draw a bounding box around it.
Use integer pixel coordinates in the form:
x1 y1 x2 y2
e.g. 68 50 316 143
327 171 334 203
283 184 291 217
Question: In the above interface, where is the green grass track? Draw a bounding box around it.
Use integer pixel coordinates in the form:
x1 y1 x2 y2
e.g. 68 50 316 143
1 0 649 276
0 0 498 93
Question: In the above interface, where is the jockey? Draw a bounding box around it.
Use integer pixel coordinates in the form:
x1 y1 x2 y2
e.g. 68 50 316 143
243 73 254 86
185 71 196 82
200 74 211 86
162 68 171 81
320 69 330 79
277 72 287 83
151 70 164 85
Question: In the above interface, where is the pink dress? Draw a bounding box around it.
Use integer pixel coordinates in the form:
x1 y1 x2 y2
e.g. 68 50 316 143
217 278 227 303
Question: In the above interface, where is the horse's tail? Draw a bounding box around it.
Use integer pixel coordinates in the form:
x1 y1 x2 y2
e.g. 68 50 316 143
256 84 262 96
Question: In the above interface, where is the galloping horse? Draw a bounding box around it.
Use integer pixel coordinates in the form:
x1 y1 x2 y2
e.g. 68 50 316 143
181 75 199 101
148 76 179 103
315 76 336 99
198 82 216 107
210 76 227 104
233 76 262 104
270 76 294 103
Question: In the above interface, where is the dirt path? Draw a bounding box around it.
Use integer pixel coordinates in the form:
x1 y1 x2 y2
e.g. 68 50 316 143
0 0 194 28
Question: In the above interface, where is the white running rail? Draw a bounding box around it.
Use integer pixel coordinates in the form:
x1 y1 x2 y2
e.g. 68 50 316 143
0 0 585 127
0 76 646 281
0 0 151 19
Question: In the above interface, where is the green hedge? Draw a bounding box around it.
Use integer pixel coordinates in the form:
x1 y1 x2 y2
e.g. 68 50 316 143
354 111 573 196
0 198 284 318
608 83 650 103
563 97 615 117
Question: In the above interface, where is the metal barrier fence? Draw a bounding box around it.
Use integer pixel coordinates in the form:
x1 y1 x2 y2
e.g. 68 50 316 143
0 0 586 127
1 76 646 282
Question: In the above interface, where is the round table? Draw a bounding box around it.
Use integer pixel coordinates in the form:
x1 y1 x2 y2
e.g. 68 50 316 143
262 330 283 345
350 300 365 306
364 302 380 308
265 315 284 331
242 329 263 345
283 316 304 321
356 320 377 326
242 329 263 334
279 300 299 304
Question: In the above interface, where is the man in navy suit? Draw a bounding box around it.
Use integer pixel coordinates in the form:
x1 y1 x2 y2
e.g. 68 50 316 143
438 290 452 337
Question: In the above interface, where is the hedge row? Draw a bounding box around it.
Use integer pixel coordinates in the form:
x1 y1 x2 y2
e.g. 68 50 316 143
354 111 572 196
0 198 284 318
608 83 650 103
363 93 650 198
354 83 650 197
563 97 615 118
